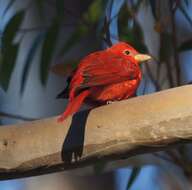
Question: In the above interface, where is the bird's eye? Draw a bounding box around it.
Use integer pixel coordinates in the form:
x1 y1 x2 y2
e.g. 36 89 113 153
123 50 130 55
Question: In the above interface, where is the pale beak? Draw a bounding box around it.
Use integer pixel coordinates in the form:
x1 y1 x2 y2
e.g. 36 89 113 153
134 54 152 63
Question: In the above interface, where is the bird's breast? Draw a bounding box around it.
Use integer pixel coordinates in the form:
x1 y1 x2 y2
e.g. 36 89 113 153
89 78 140 103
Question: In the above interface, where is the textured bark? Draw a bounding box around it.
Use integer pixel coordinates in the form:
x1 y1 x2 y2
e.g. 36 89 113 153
1 85 192 180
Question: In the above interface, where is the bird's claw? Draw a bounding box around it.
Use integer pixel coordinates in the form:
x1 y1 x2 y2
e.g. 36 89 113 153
57 115 65 123
107 100 116 104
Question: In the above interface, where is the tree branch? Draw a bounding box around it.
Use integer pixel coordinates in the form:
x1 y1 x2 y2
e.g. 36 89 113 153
1 85 192 180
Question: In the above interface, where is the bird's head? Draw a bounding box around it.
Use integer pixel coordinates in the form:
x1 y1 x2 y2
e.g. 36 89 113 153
107 42 152 64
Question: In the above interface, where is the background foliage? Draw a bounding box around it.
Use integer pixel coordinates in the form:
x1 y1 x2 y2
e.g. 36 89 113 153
1 0 192 189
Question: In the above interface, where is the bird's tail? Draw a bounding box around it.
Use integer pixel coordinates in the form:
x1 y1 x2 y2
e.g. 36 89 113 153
57 90 90 122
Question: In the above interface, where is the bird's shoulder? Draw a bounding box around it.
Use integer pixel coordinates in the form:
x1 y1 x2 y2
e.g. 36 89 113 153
78 50 131 70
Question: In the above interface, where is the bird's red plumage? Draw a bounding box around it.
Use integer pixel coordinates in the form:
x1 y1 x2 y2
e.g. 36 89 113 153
58 42 149 121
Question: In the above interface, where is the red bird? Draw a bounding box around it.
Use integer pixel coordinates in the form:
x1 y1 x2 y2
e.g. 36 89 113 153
57 42 152 122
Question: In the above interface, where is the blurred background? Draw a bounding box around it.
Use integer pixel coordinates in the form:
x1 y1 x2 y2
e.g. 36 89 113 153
0 0 192 189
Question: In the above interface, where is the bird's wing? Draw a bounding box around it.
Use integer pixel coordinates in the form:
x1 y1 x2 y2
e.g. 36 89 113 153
78 51 139 88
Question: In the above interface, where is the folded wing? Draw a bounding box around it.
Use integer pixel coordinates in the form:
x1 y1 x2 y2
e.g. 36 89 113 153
80 52 139 88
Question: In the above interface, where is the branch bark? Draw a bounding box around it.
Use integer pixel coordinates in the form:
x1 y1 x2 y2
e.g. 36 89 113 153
1 85 192 180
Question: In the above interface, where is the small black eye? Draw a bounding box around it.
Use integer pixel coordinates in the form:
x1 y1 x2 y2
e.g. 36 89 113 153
124 50 130 55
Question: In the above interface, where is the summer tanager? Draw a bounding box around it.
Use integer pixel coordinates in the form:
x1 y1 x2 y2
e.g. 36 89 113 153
57 42 152 122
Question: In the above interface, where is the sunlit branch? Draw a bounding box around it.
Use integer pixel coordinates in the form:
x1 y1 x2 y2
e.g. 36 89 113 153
0 85 192 180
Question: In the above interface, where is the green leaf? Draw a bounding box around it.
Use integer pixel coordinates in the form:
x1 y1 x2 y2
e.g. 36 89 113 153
40 20 60 85
83 0 104 23
35 0 44 14
178 39 192 52
118 5 147 53
56 0 64 18
132 22 148 53
3 0 16 17
118 3 131 32
0 11 24 90
20 33 43 94
126 167 141 190
159 33 172 62
58 0 105 56
118 4 132 41
59 25 89 56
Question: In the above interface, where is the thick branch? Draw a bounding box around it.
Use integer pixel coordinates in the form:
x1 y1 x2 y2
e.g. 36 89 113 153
1 85 192 180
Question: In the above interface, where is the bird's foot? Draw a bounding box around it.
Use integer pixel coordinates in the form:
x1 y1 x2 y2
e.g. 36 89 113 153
57 115 65 123
107 100 118 104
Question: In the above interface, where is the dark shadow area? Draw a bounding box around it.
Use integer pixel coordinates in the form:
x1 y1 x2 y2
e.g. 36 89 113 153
62 109 91 163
